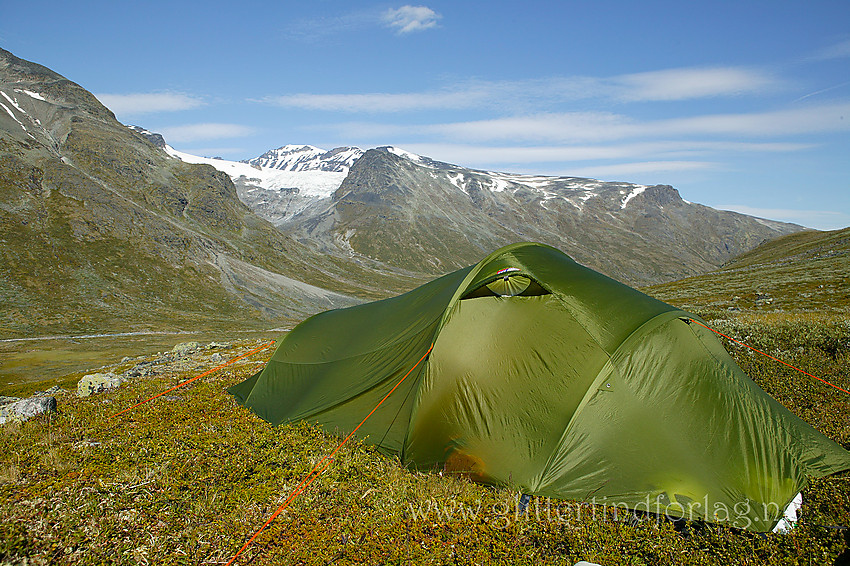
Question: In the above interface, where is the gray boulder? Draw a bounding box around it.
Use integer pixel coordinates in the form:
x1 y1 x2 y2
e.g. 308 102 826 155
77 372 123 397
0 396 56 424
171 341 203 356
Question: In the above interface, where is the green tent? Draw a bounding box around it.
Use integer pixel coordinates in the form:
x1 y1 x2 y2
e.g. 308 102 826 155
230 242 850 531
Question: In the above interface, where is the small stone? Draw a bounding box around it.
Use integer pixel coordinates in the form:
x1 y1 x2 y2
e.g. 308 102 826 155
209 353 224 363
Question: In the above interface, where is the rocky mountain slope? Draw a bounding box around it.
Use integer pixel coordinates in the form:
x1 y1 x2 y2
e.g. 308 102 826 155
289 148 805 284
0 49 419 339
647 226 850 314
185 141 801 285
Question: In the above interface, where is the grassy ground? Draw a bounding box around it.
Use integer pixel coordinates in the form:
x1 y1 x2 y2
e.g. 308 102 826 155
2 228 849 565
0 330 285 397
1 330 848 566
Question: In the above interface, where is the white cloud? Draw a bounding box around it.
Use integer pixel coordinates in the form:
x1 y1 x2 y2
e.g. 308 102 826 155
264 89 484 112
95 92 204 115
713 205 850 230
424 103 850 143
612 67 779 101
158 123 255 143
382 5 441 34
568 161 716 179
260 67 781 114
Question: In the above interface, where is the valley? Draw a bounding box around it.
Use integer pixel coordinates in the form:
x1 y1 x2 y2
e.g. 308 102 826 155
0 46 848 566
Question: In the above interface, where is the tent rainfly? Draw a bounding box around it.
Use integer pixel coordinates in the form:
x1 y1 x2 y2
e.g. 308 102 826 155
229 242 850 532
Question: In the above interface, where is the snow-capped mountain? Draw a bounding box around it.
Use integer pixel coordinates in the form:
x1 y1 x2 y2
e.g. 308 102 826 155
163 140 803 285
163 144 359 224
245 144 362 173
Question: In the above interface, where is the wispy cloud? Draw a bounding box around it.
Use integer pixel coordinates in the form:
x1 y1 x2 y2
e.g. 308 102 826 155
285 10 378 41
263 89 487 112
285 5 440 41
391 141 811 167
568 161 716 178
425 103 850 143
95 92 205 115
612 67 779 101
810 39 850 61
158 123 255 143
260 67 782 113
382 5 441 34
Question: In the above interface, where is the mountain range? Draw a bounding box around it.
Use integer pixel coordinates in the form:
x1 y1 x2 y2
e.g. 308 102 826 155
0 47 808 338
167 141 803 285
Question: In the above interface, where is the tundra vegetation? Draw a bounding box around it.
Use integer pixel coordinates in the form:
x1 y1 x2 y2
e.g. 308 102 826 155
1 228 849 565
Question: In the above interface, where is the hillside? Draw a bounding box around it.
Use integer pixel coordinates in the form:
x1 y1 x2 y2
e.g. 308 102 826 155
171 143 804 287
0 49 421 339
281 148 804 285
647 226 850 315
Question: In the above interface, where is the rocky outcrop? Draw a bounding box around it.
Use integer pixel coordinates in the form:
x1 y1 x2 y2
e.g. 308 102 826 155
0 391 59 423
171 341 202 356
77 372 124 397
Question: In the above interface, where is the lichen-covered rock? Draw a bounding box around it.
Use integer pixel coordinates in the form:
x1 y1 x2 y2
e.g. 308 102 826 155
171 341 202 356
77 372 123 397
0 396 56 424
121 360 155 379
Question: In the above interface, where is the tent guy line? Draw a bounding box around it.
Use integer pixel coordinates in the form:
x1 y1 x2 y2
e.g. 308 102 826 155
687 318 850 396
108 341 275 420
224 343 434 566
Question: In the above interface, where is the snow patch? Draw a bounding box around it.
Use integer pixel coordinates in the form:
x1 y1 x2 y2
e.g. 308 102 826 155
386 146 423 162
16 89 47 101
448 172 467 192
620 185 648 209
488 172 554 190
488 176 511 192
248 144 362 173
165 145 346 199
1 91 25 114
0 101 27 132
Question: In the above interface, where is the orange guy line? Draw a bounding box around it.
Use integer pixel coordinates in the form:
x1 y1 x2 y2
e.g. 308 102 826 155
108 341 275 420
689 318 849 396
225 343 435 566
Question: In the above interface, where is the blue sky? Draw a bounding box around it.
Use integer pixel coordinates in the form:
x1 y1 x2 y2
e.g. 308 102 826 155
2 0 849 229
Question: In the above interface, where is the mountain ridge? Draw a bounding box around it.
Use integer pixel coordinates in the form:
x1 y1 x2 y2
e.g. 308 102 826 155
0 48 425 339
174 141 801 285
164 141 803 285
